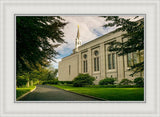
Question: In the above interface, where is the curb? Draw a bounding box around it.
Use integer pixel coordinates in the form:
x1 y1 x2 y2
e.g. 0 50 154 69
47 85 106 101
16 86 37 101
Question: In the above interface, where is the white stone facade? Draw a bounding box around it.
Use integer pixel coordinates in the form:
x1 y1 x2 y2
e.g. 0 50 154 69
58 30 143 84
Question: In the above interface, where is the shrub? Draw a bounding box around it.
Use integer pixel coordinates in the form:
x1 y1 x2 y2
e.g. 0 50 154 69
99 78 115 85
86 85 117 88
33 79 39 85
16 75 29 87
119 79 133 85
134 77 144 87
85 85 138 88
116 85 137 88
58 81 73 84
73 74 95 87
42 79 59 85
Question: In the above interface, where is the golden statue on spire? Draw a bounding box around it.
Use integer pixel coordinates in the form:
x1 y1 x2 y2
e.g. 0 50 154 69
77 25 80 39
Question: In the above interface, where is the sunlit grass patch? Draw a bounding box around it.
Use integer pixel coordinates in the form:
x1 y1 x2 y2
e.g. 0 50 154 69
16 86 36 99
50 85 144 101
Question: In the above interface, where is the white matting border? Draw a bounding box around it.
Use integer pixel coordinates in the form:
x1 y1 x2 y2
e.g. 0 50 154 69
0 0 160 117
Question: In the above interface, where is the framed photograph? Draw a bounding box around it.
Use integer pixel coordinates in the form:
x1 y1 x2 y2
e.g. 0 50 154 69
0 0 160 117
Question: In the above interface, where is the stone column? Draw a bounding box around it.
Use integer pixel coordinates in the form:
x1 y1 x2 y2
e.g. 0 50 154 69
100 43 106 79
88 48 92 75
116 37 125 82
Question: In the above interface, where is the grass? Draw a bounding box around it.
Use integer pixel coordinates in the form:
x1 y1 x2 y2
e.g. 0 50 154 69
49 85 144 101
16 86 36 99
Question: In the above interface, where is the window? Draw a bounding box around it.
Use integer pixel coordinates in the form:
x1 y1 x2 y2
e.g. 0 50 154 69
83 60 88 73
94 58 96 71
112 53 115 69
86 60 88 72
83 54 88 73
93 50 100 72
108 54 112 69
127 53 132 67
108 53 116 70
94 57 100 71
83 54 87 59
69 65 71 75
133 53 137 65
127 52 138 67
94 50 99 56
97 57 99 71
83 61 85 72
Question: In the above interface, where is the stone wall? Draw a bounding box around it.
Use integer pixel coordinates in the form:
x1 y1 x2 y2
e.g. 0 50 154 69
58 53 79 81
58 30 143 84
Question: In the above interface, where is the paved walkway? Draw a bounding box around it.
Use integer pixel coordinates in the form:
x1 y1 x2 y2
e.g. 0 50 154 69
19 85 99 101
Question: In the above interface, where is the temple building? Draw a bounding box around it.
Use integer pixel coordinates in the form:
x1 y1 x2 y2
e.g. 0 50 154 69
58 25 143 84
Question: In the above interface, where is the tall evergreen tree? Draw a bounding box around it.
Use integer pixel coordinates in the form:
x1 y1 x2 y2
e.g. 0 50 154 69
16 16 67 74
103 16 144 76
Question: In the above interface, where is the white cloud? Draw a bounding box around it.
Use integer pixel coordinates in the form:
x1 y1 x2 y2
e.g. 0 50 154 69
53 16 143 68
55 16 112 56
53 16 115 69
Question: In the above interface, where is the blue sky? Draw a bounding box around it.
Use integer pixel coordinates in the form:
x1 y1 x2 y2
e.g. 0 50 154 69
51 16 142 69
51 16 116 69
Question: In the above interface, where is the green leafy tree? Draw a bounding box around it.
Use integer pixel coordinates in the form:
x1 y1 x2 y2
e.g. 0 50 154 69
47 65 58 80
47 69 58 80
134 77 144 87
103 16 144 76
16 74 29 87
16 16 67 74
30 66 49 81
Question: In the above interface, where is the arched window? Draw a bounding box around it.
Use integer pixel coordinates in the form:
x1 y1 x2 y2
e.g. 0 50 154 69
107 47 116 70
108 53 115 69
94 50 100 71
127 52 138 67
69 65 71 75
83 54 88 73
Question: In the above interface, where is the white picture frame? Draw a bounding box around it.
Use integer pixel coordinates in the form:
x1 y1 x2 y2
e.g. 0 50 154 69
0 0 160 117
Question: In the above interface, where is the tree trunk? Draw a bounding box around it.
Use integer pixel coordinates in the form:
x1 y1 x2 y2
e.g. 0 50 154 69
26 81 30 87
30 80 33 86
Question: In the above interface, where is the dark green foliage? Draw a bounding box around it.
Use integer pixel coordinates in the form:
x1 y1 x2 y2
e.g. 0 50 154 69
116 85 137 88
16 16 67 74
58 81 73 84
85 85 137 88
16 75 29 87
102 16 144 76
85 85 116 88
42 79 59 85
134 77 144 87
73 74 95 87
99 78 115 85
42 80 73 85
119 79 133 85
16 64 60 87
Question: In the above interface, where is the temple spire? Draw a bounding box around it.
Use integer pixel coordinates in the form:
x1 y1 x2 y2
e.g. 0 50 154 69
75 25 82 52
77 25 80 39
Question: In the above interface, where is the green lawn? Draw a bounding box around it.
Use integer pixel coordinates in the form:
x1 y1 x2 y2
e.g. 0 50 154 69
16 86 36 99
50 85 144 101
